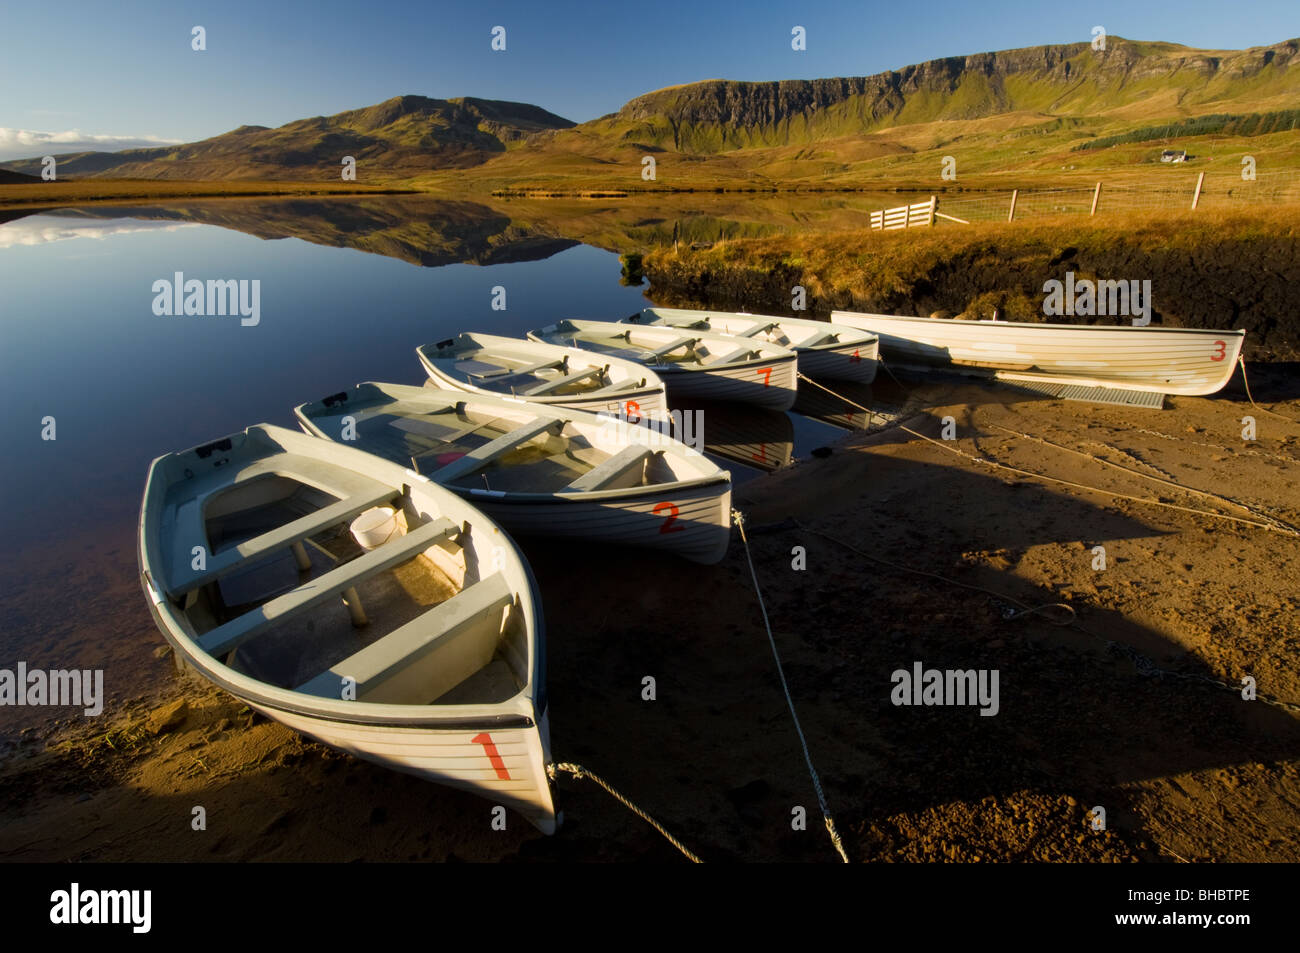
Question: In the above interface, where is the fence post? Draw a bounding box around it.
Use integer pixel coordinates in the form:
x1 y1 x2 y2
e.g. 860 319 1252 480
1007 189 1018 222
1192 172 1205 210
928 195 936 226
1090 182 1102 216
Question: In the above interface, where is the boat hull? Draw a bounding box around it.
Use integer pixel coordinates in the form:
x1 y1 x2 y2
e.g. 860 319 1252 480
796 339 879 384
657 357 798 410
251 703 558 833
831 312 1245 396
424 362 669 421
469 484 732 565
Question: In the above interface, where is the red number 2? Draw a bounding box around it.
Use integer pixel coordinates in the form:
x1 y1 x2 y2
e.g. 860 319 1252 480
471 732 512 780
653 501 683 533
1210 340 1227 362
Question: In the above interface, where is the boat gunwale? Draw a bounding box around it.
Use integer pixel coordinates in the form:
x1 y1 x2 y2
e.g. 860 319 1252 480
293 382 732 502
529 319 799 371
635 308 880 353
138 423 549 729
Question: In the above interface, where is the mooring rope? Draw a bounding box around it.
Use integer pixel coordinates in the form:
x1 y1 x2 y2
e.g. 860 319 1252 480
801 373 1300 538
796 372 879 426
732 509 851 863
1237 355 1299 424
985 424 1300 537
547 762 703 863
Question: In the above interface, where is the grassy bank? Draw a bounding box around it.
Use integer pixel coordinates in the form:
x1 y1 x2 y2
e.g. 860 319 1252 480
643 208 1300 361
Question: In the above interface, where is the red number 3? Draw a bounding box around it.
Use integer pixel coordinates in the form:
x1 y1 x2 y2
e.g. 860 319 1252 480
653 501 683 533
1210 340 1226 362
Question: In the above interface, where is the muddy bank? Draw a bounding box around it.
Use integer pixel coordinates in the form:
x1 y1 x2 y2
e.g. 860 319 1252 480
3 369 1299 862
643 212 1300 362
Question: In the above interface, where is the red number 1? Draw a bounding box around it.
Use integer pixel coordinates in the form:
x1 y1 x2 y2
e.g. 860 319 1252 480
471 732 511 780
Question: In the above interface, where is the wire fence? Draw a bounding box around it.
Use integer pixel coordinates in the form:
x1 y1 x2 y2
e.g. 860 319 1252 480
905 169 1300 226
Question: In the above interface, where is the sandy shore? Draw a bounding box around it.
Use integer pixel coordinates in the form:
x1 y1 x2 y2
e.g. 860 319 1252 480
3 366 1298 863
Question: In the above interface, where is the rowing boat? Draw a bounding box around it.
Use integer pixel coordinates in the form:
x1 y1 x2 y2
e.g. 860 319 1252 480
137 423 558 832
417 332 666 421
528 319 798 410
830 311 1246 396
295 383 733 564
627 307 879 383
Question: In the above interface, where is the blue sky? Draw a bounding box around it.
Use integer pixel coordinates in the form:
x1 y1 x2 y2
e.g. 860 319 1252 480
1 0 1295 158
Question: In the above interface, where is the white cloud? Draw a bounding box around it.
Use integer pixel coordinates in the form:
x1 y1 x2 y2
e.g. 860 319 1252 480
0 217 199 249
0 128 182 162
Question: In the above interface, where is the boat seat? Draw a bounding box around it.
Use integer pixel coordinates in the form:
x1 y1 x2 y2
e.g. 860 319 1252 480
165 455 399 597
800 330 839 348
294 572 516 704
430 417 558 483
479 356 567 380
645 336 699 360
734 322 778 338
562 446 654 492
712 345 759 366
196 516 461 659
520 365 606 396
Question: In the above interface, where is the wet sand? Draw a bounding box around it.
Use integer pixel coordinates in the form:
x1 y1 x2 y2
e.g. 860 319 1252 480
3 366 1299 862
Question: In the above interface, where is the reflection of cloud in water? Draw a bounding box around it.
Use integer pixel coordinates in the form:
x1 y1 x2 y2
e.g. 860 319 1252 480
0 217 200 249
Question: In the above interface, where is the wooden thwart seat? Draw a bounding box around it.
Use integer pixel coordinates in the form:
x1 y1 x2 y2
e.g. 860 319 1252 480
520 365 606 396
294 573 516 704
166 456 399 596
478 356 567 380
645 336 699 360
196 516 461 659
562 446 654 492
429 418 557 483
800 330 839 348
734 322 778 338
712 346 760 366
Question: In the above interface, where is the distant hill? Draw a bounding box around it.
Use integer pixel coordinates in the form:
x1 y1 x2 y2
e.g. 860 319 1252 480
3 37 1297 188
0 168 41 183
585 38 1300 153
3 96 576 180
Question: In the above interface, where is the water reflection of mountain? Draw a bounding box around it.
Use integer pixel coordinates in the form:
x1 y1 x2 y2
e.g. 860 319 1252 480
20 191 902 269
35 197 580 268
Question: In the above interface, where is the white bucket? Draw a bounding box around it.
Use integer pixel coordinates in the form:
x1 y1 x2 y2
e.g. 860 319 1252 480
350 506 399 551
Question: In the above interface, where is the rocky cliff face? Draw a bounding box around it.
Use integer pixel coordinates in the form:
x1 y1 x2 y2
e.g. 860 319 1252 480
612 38 1299 138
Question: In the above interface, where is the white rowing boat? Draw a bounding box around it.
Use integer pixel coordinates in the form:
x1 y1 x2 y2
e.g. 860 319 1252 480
417 332 666 421
830 311 1246 396
529 319 799 410
295 383 733 564
137 424 558 832
628 307 879 383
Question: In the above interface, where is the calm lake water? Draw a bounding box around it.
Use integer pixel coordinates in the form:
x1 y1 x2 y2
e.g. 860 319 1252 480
0 195 877 731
